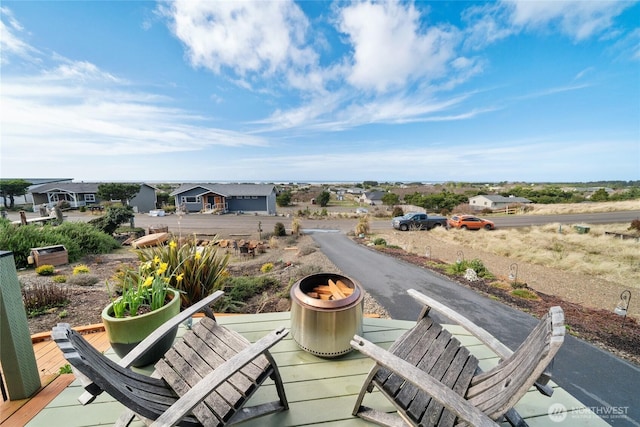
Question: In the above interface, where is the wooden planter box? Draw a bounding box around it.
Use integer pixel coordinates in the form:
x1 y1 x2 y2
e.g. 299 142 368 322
30 245 68 267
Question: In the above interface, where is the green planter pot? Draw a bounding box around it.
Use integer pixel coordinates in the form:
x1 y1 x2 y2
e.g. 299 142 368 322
101 289 181 367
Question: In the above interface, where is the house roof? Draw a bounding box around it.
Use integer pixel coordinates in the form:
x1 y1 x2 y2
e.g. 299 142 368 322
31 182 153 194
170 183 276 197
472 194 532 203
363 190 385 200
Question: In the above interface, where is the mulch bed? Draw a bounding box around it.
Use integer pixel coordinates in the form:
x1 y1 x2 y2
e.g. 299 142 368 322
372 246 640 365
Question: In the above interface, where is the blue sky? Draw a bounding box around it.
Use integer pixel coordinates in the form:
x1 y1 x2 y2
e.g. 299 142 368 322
1 1 639 183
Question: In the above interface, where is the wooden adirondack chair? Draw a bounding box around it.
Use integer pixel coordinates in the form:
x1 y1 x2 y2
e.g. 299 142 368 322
53 291 289 426
351 289 565 427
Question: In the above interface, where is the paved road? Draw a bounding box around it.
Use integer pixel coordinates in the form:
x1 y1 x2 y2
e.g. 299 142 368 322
78 209 640 236
310 231 640 427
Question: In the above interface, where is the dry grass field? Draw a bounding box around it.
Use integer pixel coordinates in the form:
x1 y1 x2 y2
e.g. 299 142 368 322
371 202 639 319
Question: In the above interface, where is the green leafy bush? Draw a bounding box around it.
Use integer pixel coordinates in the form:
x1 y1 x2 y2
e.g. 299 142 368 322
274 222 286 236
445 258 493 279
0 220 119 268
52 275 67 283
88 205 135 235
215 276 279 312
372 238 387 246
35 265 55 276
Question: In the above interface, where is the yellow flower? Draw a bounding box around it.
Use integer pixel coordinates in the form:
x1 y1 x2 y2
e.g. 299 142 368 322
176 273 184 282
153 255 160 265
142 276 153 287
195 252 202 261
157 262 168 275
169 240 177 249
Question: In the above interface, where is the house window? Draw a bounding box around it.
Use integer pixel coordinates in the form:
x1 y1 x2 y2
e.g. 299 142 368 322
181 196 201 203
251 196 258 199
84 194 96 202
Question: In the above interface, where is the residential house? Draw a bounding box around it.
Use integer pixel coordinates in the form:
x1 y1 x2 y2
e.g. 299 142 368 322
0 178 72 208
30 182 157 213
170 183 277 215
359 190 386 206
468 194 532 211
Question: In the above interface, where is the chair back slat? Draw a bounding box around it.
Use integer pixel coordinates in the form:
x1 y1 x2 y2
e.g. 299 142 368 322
466 307 564 418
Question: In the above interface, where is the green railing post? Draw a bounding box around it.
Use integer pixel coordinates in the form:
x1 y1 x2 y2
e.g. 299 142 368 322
0 251 41 400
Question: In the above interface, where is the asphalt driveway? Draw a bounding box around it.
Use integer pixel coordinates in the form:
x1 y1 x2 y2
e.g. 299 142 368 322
310 231 640 427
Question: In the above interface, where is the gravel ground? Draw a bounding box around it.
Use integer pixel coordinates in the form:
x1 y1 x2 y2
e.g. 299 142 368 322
22 234 389 336
372 229 638 319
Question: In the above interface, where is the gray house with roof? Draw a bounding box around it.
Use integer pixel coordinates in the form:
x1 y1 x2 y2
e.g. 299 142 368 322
30 182 157 213
468 195 532 211
170 183 277 215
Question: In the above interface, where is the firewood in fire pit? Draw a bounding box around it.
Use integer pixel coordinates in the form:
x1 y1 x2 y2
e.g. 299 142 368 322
307 279 354 300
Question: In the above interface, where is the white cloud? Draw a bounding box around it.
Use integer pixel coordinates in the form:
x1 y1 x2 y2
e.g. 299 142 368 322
159 0 320 91
2 60 269 168
463 0 635 48
505 0 631 41
336 2 460 93
0 7 38 62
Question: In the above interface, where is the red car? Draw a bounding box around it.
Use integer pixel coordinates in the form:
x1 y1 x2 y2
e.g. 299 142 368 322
448 215 495 230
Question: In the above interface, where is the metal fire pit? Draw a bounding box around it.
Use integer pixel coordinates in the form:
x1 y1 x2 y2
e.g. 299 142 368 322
290 273 363 358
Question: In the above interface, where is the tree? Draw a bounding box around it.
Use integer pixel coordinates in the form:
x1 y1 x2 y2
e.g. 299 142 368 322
88 205 135 235
317 191 331 207
97 183 141 205
276 191 292 207
0 179 32 209
381 192 400 206
590 188 609 202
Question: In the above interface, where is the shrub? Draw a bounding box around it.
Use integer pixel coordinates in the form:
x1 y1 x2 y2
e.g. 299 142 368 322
134 236 230 308
297 245 316 256
36 265 55 276
22 283 70 317
372 238 387 246
355 216 370 235
629 219 640 232
73 264 90 275
261 262 274 273
215 276 279 312
67 274 100 286
511 289 538 299
391 206 404 217
52 275 67 283
445 258 493 278
0 220 119 268
88 205 135 235
291 217 302 235
274 222 286 236
59 364 73 374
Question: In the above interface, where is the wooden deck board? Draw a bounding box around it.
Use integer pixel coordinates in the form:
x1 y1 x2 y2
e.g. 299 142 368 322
5 314 611 427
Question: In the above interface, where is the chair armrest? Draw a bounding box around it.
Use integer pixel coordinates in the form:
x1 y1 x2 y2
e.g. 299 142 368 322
78 291 224 404
351 335 499 427
150 327 289 427
408 289 555 397
119 290 225 368
408 289 513 359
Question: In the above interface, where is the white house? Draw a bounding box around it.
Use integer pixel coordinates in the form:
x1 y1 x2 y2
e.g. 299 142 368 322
468 195 532 211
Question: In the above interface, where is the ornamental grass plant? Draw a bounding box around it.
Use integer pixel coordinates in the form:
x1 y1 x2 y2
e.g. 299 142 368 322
134 235 230 309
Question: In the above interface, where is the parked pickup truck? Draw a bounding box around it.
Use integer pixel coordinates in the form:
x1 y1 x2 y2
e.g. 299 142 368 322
391 212 448 231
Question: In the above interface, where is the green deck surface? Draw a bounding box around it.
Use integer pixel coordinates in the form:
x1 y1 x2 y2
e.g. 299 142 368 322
26 312 610 426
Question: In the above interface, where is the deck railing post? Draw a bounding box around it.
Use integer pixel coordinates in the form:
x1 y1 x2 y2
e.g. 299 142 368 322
0 251 41 400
